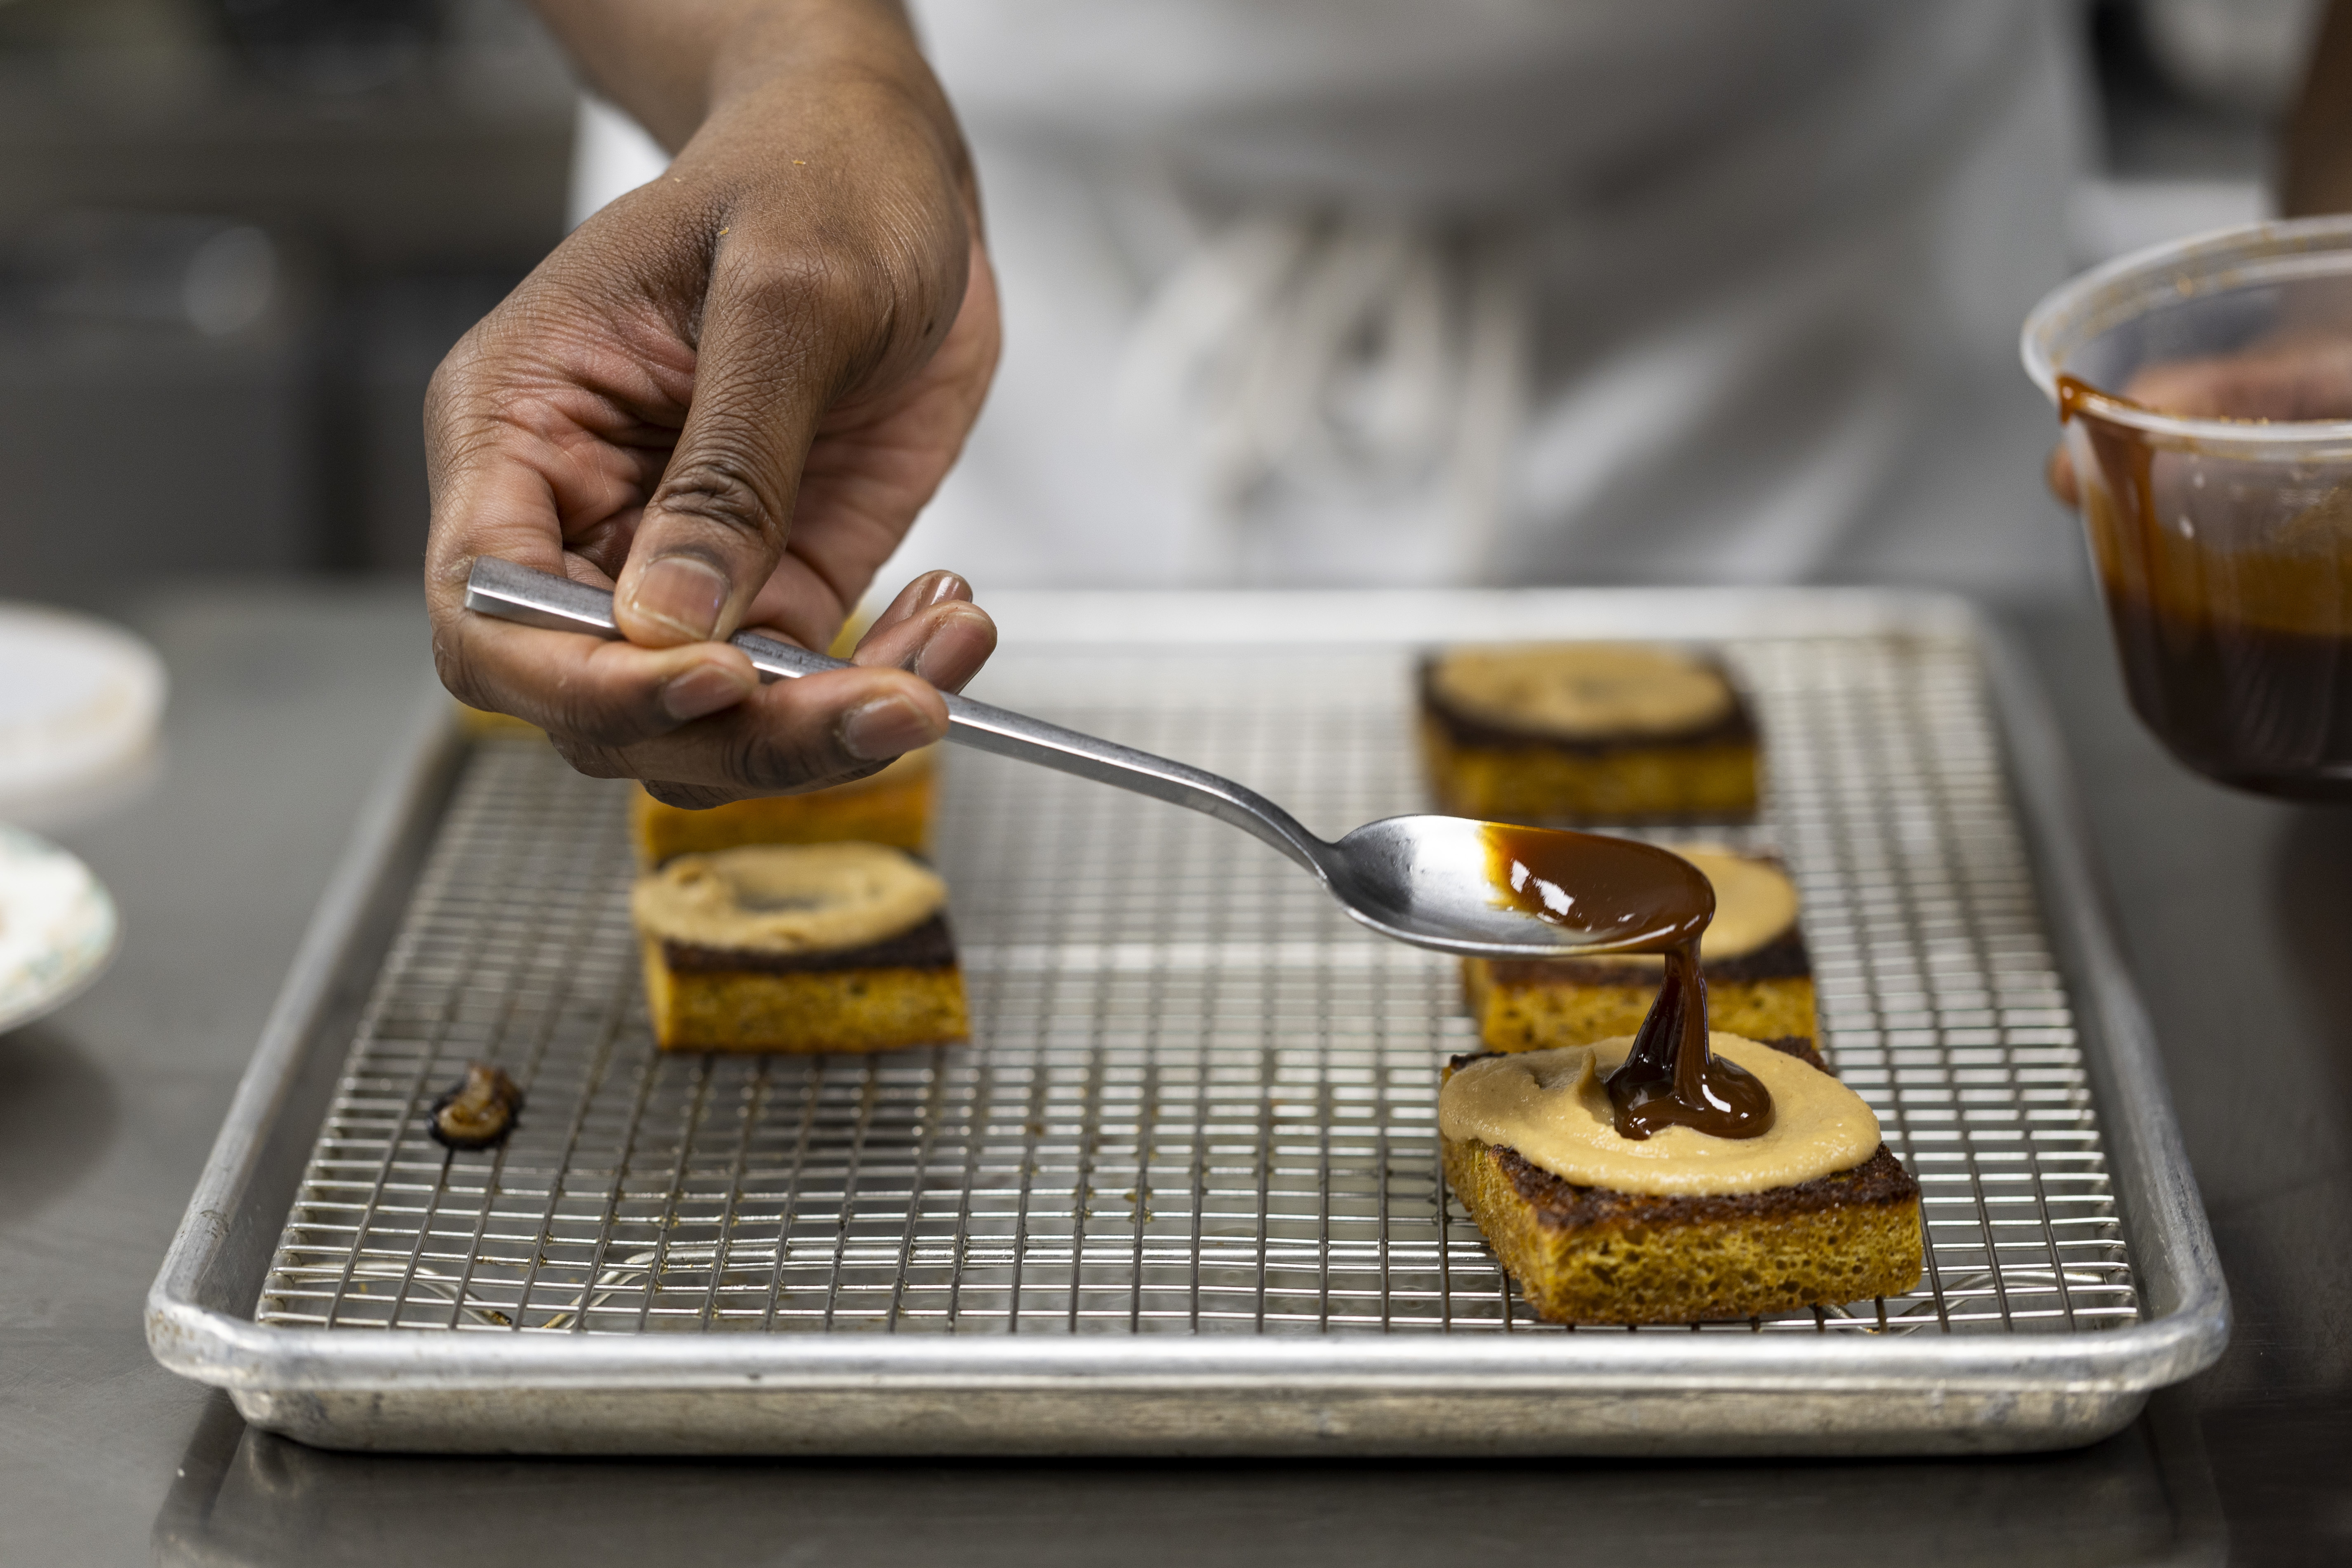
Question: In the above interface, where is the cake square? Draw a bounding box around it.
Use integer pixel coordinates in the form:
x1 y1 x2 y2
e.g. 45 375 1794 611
632 842 968 1054
1440 1036 1922 1325
640 916 969 1055
1443 1134 1922 1325
1420 642 1758 821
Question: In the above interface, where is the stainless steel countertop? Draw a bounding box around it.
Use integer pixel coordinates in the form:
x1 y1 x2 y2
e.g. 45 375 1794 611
0 582 2339 1565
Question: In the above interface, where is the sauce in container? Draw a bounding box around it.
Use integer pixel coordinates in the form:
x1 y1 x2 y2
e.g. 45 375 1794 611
2062 372 2352 797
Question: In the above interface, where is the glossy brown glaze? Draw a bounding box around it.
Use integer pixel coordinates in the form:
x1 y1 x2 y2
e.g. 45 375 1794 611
1479 823 1714 950
1602 944 1774 1140
2062 372 2352 798
430 1062 524 1151
1479 823 1770 1140
2101 597 2352 797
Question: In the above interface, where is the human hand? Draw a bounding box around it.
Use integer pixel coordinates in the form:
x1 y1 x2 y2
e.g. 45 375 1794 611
423 3 1000 802
2045 334 2352 505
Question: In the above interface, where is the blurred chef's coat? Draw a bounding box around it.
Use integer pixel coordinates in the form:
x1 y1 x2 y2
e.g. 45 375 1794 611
573 0 2085 590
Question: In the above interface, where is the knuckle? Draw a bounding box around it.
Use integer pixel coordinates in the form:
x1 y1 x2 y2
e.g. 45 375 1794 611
548 695 656 752
430 629 482 708
643 779 734 811
649 447 782 545
422 326 483 414
433 625 535 728
791 760 889 793
531 668 666 752
421 342 468 416
719 722 852 796
739 242 878 332
727 225 949 388
548 735 631 781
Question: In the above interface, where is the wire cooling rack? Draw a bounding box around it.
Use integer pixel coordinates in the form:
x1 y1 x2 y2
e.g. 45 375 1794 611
254 636 2136 1339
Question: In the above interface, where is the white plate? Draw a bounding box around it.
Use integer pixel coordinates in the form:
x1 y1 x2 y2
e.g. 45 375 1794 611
0 603 168 819
0 824 118 1034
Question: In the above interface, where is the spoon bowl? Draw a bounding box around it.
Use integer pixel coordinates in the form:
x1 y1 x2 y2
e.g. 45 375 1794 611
466 558 1717 959
1319 814 1714 958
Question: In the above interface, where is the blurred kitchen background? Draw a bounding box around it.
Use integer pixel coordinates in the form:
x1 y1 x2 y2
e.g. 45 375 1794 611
0 0 572 607
0 0 2330 610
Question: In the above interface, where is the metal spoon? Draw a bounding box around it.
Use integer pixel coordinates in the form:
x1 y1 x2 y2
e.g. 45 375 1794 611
463 557 1712 959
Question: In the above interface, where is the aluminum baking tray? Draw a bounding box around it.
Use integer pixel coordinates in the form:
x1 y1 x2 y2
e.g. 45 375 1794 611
146 589 2228 1456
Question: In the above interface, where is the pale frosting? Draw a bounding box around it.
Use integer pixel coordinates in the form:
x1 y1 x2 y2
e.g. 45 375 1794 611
632 842 946 954
1432 643 1733 740
1438 1033 1880 1196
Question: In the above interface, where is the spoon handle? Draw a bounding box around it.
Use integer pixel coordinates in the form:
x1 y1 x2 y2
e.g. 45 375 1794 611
463 558 1327 874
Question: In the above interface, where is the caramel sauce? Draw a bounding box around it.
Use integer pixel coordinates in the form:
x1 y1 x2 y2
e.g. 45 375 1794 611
1480 823 1712 947
1480 824 1771 1140
1601 943 1774 1140
2060 372 2352 797
430 1062 524 1150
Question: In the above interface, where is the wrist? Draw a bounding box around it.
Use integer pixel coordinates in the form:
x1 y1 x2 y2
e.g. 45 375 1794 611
705 3 957 167
688 3 975 216
533 0 942 160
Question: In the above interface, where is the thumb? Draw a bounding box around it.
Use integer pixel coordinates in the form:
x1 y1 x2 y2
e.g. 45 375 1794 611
610 241 839 649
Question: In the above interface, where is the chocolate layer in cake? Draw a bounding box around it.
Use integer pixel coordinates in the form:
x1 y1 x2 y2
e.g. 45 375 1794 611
661 914 958 975
1482 926 1811 990
1488 1141 1918 1232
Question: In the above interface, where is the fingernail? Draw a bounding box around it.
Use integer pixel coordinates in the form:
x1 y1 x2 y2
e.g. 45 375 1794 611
627 556 731 642
659 663 749 723
910 603 988 684
922 571 971 608
840 693 940 761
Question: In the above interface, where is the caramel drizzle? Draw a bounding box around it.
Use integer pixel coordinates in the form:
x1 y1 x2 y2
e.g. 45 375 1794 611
1478 822 1771 1140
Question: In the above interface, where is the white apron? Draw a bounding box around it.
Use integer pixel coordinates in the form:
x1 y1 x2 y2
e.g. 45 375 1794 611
576 1 2085 590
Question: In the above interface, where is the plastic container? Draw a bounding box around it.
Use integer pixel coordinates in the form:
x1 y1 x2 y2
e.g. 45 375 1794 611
2022 216 2352 798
